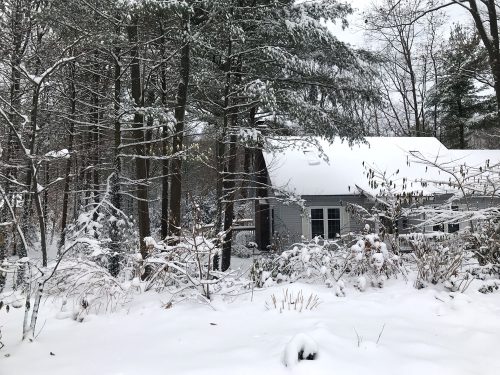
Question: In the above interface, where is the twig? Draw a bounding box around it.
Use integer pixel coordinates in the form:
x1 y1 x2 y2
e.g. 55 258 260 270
376 324 386 345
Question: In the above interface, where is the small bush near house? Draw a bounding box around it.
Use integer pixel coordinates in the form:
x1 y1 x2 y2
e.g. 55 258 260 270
403 226 500 293
466 219 500 272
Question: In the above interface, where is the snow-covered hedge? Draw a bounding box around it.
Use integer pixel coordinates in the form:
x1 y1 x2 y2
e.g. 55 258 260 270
401 231 497 292
252 233 403 290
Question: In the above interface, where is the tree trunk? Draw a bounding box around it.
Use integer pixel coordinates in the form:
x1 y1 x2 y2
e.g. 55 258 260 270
59 61 77 252
169 10 191 241
109 36 122 277
221 125 238 272
43 161 49 232
0 27 23 275
160 27 170 239
91 55 100 222
221 56 243 272
241 107 256 200
213 37 232 271
127 17 151 262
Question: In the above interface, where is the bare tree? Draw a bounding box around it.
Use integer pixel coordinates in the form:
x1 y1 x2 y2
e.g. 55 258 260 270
365 0 445 136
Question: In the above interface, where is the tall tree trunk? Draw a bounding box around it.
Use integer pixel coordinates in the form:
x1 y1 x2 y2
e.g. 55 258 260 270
160 26 170 239
127 17 151 262
221 57 243 272
241 107 256 200
59 61 77 252
213 37 233 271
109 36 122 276
21 86 38 242
2 0 31 265
91 55 100 222
43 161 49 232
169 10 191 241
221 123 238 271
1 19 24 277
18 83 48 266
145 89 155 177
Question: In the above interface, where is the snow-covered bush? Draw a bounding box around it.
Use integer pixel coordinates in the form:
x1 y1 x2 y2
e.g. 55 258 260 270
348 233 402 287
403 233 466 289
478 279 500 294
465 219 500 273
275 238 343 283
407 151 500 285
143 235 220 299
250 255 279 288
231 241 256 259
143 236 251 301
64 204 136 277
44 258 130 314
252 233 402 290
145 198 254 300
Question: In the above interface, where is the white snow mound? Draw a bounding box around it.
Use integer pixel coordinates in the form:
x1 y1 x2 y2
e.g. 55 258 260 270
283 333 319 367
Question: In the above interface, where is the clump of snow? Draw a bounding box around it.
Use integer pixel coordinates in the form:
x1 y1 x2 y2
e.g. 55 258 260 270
283 333 318 367
372 253 385 270
45 149 70 159
355 276 367 292
335 279 346 297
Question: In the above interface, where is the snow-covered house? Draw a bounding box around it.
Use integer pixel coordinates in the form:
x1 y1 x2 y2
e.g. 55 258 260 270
254 137 500 250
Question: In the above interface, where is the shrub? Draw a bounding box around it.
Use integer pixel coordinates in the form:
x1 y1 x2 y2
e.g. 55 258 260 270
252 233 402 290
403 233 469 290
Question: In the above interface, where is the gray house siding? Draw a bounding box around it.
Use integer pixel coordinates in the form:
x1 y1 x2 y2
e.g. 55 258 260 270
271 201 303 245
270 194 372 247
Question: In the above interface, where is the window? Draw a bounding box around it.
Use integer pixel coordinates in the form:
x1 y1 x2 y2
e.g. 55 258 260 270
431 205 444 232
448 205 459 233
327 208 341 239
311 209 324 238
433 224 444 232
310 207 341 239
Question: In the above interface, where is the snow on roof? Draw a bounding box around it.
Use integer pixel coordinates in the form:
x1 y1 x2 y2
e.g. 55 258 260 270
264 137 500 196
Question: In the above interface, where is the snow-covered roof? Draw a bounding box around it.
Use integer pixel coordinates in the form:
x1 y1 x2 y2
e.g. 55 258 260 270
264 137 500 196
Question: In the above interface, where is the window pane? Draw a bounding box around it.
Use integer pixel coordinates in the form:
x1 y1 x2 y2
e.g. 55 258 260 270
327 219 340 239
448 223 459 233
311 209 323 220
311 219 324 238
433 224 444 232
328 208 340 219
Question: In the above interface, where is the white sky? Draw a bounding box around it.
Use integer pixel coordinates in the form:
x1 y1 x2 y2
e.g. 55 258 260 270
330 0 472 47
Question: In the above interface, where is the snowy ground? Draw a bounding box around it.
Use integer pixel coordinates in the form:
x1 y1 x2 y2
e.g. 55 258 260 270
2 272 500 375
